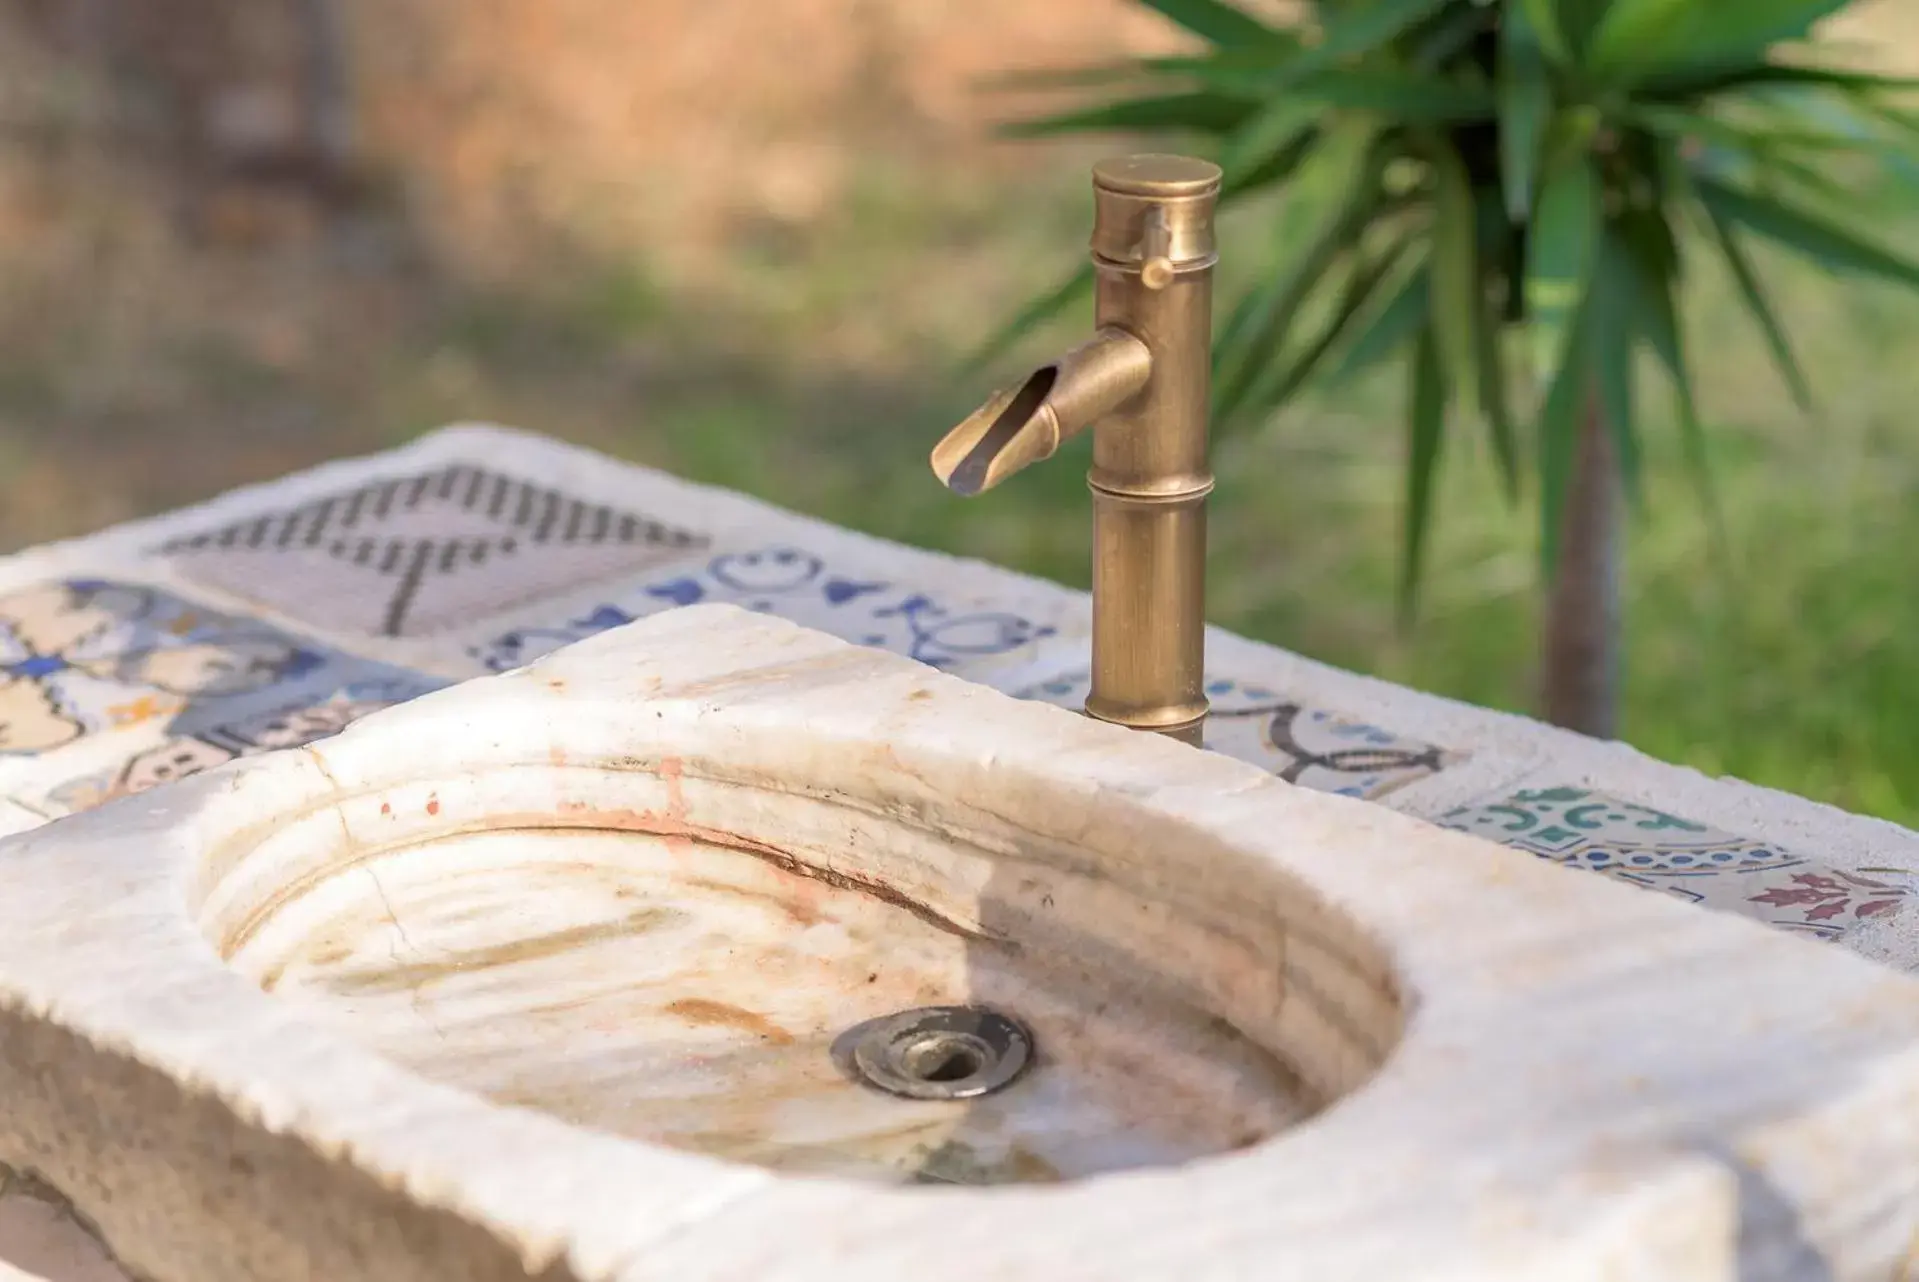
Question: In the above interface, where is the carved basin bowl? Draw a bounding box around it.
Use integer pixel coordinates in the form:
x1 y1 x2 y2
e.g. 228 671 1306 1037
194 638 1383 1187
2 605 1918 1282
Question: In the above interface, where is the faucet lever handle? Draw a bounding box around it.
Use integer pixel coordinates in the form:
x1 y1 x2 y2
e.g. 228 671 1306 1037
1138 207 1176 291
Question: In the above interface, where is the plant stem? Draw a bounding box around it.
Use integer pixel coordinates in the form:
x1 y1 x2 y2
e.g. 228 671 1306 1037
1541 388 1622 738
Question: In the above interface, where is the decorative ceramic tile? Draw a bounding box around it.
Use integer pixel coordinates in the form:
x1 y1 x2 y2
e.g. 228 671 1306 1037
0 578 337 756
155 462 711 638
1693 867 1911 942
34 673 442 818
1439 787 1911 941
0 577 442 817
470 545 1066 676
1013 671 1454 800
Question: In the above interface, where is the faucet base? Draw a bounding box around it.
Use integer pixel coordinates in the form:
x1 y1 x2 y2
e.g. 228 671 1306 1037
1084 705 1206 749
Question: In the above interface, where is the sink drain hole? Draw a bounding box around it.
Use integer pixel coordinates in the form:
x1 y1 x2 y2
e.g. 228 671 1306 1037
904 1035 984 1083
836 1005 1033 1101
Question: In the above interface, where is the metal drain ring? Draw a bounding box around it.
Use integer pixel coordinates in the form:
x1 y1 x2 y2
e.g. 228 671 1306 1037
836 1005 1033 1101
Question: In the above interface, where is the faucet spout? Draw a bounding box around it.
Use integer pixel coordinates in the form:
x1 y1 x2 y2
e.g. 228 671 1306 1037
931 328 1151 497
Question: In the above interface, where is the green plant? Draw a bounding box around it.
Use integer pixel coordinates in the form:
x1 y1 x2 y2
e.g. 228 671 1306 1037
982 0 1919 737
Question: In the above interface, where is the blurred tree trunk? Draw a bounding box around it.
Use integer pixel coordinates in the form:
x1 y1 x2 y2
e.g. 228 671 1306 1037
1541 391 1622 739
293 0 354 169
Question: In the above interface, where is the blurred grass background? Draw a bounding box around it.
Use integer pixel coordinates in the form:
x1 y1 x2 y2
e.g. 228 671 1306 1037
0 0 1914 822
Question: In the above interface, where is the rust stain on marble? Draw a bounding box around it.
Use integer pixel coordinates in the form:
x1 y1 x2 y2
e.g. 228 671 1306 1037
317 904 687 995
658 756 686 817
663 998 795 1045
680 874 825 927
532 795 998 944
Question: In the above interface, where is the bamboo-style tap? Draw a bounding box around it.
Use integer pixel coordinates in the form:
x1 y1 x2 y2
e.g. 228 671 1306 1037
933 154 1220 747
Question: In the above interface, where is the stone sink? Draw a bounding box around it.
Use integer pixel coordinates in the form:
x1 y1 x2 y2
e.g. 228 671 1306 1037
3 604 1919 1281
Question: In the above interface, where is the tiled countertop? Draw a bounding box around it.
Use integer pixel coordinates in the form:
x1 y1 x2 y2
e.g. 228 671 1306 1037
0 422 1914 961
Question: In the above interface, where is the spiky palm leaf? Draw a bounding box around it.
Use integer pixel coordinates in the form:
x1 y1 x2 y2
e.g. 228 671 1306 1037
979 0 1919 616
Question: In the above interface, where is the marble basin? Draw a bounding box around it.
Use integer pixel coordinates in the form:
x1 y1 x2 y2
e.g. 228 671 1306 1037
3 605 1919 1282
201 693 1339 1188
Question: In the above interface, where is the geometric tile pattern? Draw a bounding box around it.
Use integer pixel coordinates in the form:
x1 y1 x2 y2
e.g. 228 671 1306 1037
1014 670 1456 801
157 462 711 638
470 544 1065 677
0 577 442 818
1440 786 1910 942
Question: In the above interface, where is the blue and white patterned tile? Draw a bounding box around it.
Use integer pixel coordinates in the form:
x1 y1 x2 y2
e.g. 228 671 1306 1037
468 543 1078 682
1440 786 1911 942
0 577 444 817
1013 669 1456 800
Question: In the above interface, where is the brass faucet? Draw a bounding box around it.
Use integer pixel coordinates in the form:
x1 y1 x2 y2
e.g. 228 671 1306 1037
932 154 1220 747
